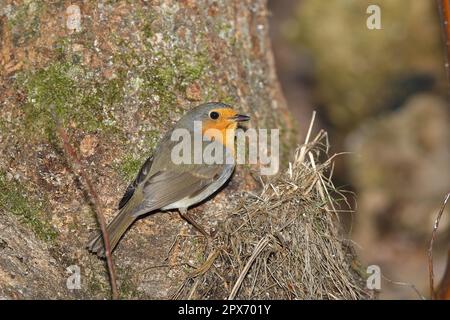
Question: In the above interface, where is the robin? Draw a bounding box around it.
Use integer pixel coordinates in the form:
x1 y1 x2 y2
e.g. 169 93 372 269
87 102 250 257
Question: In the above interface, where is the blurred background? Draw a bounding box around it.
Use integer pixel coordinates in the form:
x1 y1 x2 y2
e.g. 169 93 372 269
267 0 450 299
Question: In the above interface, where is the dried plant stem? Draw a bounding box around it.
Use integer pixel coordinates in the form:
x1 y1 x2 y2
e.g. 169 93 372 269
228 236 270 300
438 0 450 89
437 249 450 299
297 111 316 164
382 275 425 300
428 192 450 299
53 115 119 299
190 249 221 278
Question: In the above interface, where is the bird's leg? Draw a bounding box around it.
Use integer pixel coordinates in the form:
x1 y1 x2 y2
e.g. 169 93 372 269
178 208 210 238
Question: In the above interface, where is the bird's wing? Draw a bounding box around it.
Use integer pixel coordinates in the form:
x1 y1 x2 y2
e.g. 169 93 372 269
117 131 174 210
130 163 227 217
118 155 154 210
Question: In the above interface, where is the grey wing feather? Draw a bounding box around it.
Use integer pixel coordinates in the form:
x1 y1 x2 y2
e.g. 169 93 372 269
131 165 225 217
118 155 154 210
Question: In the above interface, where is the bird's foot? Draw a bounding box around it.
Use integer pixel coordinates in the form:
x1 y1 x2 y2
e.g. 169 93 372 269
178 208 211 238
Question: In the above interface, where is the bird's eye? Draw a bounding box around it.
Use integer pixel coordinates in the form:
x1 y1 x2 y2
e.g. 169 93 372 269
209 111 220 120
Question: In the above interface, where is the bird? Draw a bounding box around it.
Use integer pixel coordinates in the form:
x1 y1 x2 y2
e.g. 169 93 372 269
87 102 250 257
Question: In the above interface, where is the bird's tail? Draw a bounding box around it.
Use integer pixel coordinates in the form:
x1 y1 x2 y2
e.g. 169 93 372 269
87 205 136 258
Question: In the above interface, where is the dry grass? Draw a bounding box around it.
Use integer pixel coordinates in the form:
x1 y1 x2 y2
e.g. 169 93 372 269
174 113 370 300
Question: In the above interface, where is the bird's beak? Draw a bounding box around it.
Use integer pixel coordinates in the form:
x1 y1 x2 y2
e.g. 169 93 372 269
230 114 251 122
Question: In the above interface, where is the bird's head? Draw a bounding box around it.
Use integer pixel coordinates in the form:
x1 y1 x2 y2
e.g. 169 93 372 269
176 102 250 149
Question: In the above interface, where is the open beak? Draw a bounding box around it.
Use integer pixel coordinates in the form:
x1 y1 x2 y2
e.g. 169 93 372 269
230 114 251 122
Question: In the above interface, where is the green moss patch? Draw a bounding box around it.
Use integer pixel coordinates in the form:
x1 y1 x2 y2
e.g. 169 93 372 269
16 62 125 139
113 42 210 115
116 154 143 182
0 172 57 241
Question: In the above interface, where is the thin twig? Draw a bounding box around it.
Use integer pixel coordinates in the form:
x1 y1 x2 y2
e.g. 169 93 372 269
297 111 316 164
382 275 425 300
52 110 119 299
228 236 270 300
189 249 221 278
171 249 220 300
187 278 201 300
437 0 450 91
428 192 450 299
437 249 450 299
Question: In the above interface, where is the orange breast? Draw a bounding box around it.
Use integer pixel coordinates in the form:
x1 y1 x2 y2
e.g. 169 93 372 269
202 120 237 155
